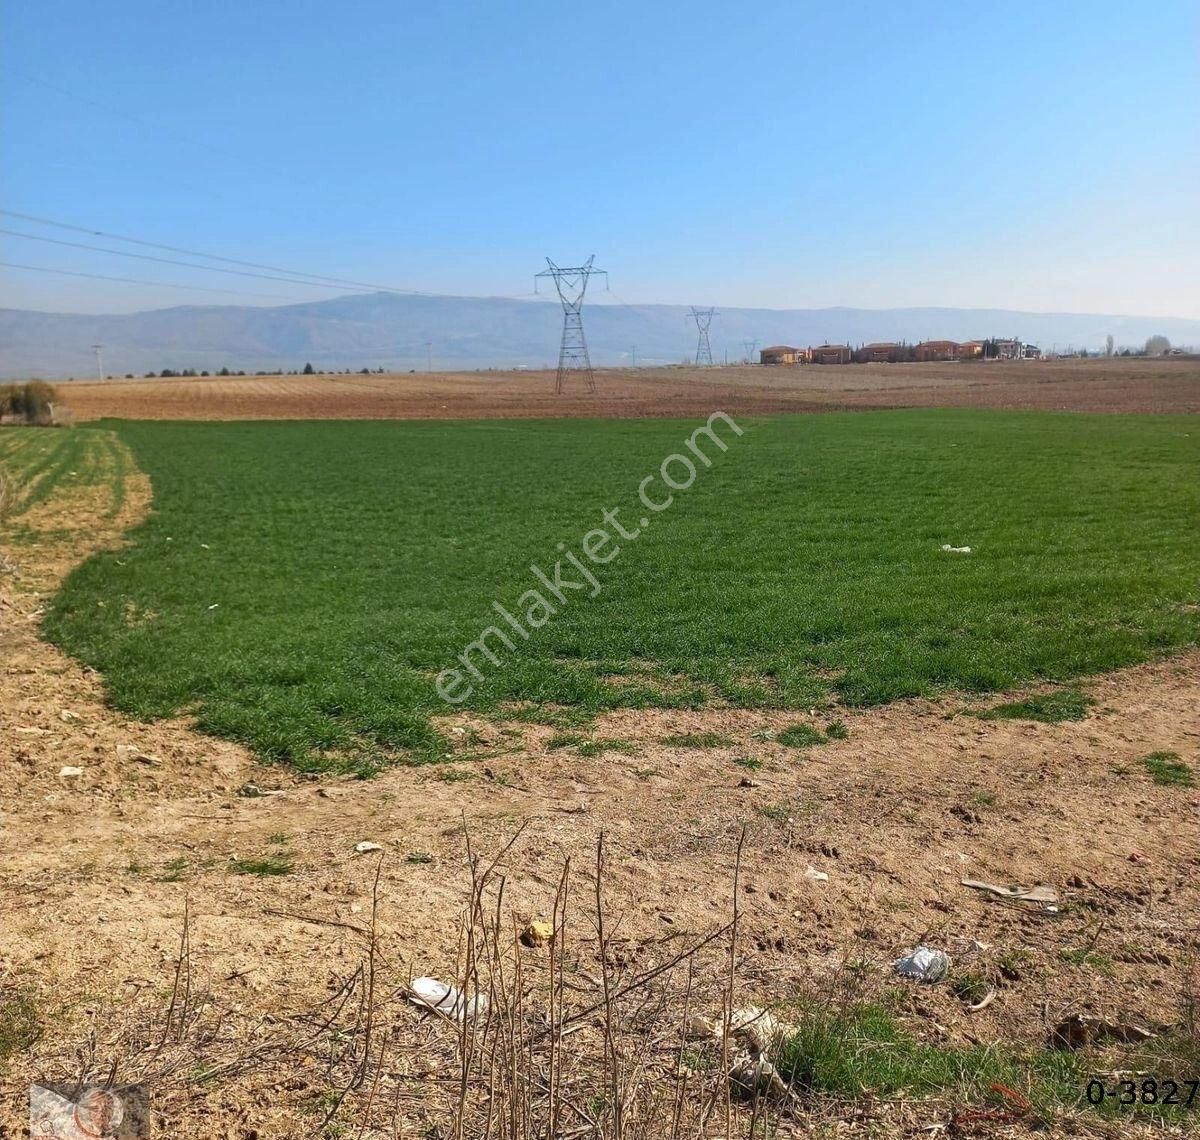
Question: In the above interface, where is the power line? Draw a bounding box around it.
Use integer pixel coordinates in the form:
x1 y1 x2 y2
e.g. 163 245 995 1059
0 228 370 291
0 210 453 296
0 261 302 300
0 226 467 297
0 211 547 303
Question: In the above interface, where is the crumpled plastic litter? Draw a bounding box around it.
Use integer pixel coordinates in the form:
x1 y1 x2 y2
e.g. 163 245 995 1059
941 544 972 554
894 945 951 983
407 976 489 1021
689 1005 796 1098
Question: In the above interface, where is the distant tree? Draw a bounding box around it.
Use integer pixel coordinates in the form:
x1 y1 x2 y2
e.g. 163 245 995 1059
360 367 371 374
217 367 230 377
124 373 134 379
160 369 177 378
1145 334 1171 355
200 371 210 377
302 362 315 375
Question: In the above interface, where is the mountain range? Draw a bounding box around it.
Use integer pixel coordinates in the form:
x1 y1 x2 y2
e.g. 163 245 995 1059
2 292 1198 378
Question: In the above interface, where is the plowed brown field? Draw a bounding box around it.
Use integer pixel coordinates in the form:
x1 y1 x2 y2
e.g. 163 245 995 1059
58 356 1200 421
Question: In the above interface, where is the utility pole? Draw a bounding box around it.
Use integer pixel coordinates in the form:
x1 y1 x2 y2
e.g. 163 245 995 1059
535 256 608 394
630 345 637 368
425 341 433 371
742 338 759 364
91 344 105 381
689 307 716 366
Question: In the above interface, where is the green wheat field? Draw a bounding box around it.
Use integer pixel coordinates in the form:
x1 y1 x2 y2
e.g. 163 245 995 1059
8 409 1195 772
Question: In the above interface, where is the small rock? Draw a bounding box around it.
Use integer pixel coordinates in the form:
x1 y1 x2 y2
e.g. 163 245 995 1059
738 776 761 788
59 709 81 723
355 841 383 854
804 865 829 883
59 766 85 779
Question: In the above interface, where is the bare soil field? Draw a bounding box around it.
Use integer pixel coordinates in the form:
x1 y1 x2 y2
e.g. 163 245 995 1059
2 433 1198 1137
57 356 1200 421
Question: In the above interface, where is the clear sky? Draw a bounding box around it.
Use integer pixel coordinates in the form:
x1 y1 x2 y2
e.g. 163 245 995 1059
2 0 1197 316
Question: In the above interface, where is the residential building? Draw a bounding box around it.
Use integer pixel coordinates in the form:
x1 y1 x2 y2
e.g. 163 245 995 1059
809 343 852 364
759 345 802 365
914 340 962 362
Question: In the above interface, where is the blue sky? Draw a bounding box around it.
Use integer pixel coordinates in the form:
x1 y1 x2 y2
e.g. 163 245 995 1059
2 0 1197 316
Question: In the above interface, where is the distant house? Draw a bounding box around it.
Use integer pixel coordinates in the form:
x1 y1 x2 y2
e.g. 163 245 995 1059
914 340 962 362
959 340 985 359
989 338 1024 360
760 345 801 366
1023 344 1041 359
857 342 900 363
809 343 852 365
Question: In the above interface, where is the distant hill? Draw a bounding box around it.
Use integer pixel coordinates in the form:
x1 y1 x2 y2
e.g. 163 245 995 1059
2 292 1198 378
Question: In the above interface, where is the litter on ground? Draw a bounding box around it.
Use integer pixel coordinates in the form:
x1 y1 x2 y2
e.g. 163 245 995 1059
894 945 951 983
961 878 1058 904
407 976 488 1022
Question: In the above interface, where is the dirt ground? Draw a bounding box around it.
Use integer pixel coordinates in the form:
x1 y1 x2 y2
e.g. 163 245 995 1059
2 432 1199 1138
57 356 1200 421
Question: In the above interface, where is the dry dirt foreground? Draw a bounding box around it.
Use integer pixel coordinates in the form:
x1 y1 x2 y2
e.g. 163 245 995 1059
1 433 1199 1138
58 356 1200 421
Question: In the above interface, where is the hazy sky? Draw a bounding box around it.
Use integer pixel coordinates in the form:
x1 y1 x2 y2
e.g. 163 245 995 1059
2 0 1197 316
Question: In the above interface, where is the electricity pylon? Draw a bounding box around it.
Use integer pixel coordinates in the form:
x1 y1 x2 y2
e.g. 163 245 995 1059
690 307 716 366
742 338 759 364
536 256 607 394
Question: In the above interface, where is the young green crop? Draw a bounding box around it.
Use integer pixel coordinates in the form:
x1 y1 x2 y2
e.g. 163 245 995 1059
43 410 1200 771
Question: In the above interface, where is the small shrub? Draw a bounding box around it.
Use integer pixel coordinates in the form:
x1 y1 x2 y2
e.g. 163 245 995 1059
1059 947 1114 974
0 381 58 425
759 803 792 824
659 732 733 748
734 756 762 770
576 738 637 758
437 767 473 783
159 856 190 882
979 689 1093 723
950 972 991 1005
546 732 585 750
777 724 826 749
230 855 292 877
1143 751 1194 787
0 991 40 1065
824 720 849 740
406 851 433 864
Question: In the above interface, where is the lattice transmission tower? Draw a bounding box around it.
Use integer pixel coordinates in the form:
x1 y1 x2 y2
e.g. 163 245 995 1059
536 256 608 394
690 307 717 366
